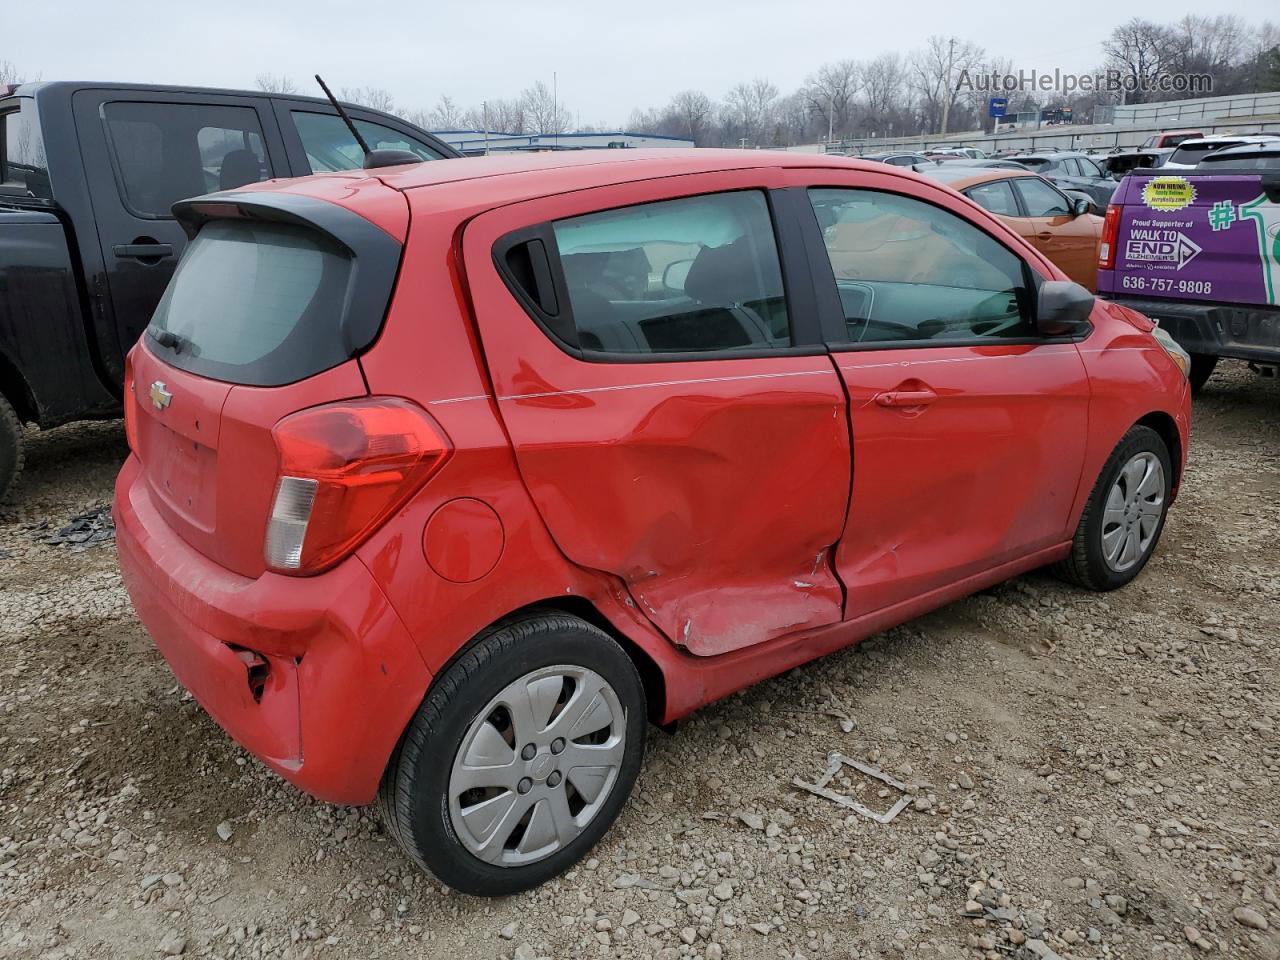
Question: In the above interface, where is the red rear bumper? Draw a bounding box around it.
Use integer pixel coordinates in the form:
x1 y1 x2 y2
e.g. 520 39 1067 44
114 456 432 805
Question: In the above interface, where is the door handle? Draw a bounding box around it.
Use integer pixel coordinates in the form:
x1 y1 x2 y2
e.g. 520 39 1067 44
113 243 174 260
875 389 937 408
1037 231 1053 241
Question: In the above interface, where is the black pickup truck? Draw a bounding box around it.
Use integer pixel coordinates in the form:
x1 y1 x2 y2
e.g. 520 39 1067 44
0 81 459 501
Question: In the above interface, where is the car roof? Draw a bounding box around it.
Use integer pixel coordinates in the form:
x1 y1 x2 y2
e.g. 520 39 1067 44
12 78 380 112
1008 151 1088 161
1178 134 1279 146
237 149 931 213
918 166 1037 189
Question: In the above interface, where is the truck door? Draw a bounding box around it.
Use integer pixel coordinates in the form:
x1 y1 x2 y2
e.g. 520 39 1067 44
71 90 289 372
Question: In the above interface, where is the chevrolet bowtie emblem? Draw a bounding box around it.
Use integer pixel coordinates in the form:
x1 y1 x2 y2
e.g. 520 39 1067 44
149 381 172 411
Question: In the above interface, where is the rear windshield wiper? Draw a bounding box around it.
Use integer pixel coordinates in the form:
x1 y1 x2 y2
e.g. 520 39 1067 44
147 327 200 357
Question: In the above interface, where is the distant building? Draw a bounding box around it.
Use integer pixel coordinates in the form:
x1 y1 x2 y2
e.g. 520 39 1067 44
432 130 694 156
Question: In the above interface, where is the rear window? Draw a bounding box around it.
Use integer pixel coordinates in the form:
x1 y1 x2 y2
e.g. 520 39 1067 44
1169 141 1244 165
1198 151 1280 171
148 219 355 385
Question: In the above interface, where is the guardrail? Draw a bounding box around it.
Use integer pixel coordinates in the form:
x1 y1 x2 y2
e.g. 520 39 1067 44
815 113 1280 156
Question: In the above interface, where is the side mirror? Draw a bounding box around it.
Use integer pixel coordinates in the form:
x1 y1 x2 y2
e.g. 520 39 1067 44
1037 280 1094 336
1072 197 1094 217
662 259 695 294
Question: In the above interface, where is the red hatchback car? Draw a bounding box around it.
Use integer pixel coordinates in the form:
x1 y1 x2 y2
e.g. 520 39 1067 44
115 150 1191 896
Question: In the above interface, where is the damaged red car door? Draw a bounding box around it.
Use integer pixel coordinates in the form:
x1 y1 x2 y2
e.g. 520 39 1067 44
801 178 1091 619
462 170 851 656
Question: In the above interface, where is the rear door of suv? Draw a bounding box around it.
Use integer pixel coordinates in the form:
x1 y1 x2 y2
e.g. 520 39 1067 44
462 169 853 657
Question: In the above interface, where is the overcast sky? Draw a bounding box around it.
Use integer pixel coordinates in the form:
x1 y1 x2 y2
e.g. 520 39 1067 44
6 0 1276 126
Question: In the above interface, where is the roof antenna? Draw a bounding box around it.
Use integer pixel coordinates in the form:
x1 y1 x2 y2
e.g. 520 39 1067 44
315 74 371 158
313 74 423 170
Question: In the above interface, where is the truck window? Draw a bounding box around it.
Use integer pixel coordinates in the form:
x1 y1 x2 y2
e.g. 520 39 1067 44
291 111 444 173
0 105 51 199
102 102 272 218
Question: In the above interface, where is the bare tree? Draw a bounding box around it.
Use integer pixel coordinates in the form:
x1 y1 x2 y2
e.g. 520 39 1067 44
860 52 907 136
0 60 36 86
467 98 526 134
668 90 714 143
255 73 297 94
1103 19 1179 104
339 86 396 113
726 78 779 145
426 95 463 130
910 36 984 134
521 81 569 134
802 60 860 141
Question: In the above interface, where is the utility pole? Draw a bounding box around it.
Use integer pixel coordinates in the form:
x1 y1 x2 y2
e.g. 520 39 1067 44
553 71 558 148
482 101 489 155
828 92 834 144
940 36 957 135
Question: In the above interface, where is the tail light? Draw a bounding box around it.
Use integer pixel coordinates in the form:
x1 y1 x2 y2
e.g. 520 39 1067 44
123 352 139 455
1099 203 1121 270
264 398 451 576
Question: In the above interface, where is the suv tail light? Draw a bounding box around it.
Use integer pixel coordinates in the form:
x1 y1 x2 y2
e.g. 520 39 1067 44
123 352 140 455
264 398 451 576
1099 203 1121 270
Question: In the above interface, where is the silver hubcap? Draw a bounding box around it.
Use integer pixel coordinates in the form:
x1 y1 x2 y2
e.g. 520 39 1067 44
448 665 626 867
1102 452 1165 572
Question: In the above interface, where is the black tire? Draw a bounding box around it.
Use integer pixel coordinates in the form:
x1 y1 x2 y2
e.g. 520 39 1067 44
0 394 24 504
1053 425 1172 591
1188 353 1218 393
378 612 646 896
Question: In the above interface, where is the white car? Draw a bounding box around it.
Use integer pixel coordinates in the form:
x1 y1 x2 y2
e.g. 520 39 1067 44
1161 134 1280 170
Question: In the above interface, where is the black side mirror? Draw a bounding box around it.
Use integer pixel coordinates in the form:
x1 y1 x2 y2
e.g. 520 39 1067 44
1037 280 1094 336
1072 197 1093 217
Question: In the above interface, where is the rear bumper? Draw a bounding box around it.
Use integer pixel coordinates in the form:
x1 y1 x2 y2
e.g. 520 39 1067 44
1101 296 1280 364
114 456 432 805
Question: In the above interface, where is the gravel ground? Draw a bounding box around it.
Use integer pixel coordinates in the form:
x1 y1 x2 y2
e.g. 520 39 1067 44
1 361 1277 960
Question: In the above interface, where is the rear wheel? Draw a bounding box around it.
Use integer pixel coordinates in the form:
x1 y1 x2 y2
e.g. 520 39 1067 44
0 394 24 504
1188 353 1218 393
378 613 646 896
1054 425 1172 591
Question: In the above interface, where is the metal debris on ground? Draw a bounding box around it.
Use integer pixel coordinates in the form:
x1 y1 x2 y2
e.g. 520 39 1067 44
42 505 115 548
792 752 913 824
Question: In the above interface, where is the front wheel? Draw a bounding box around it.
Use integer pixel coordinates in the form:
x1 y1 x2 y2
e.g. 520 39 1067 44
0 394 25 504
1054 425 1172 591
378 613 646 896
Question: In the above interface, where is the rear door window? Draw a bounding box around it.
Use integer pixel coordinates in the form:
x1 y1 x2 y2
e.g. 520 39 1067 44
964 180 1020 217
290 111 444 172
102 102 272 217
0 103 51 198
149 219 355 385
522 190 790 356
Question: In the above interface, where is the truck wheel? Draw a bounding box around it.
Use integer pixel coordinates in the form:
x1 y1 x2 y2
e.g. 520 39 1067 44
379 612 646 896
1188 354 1218 393
0 394 24 504
1053 425 1172 592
